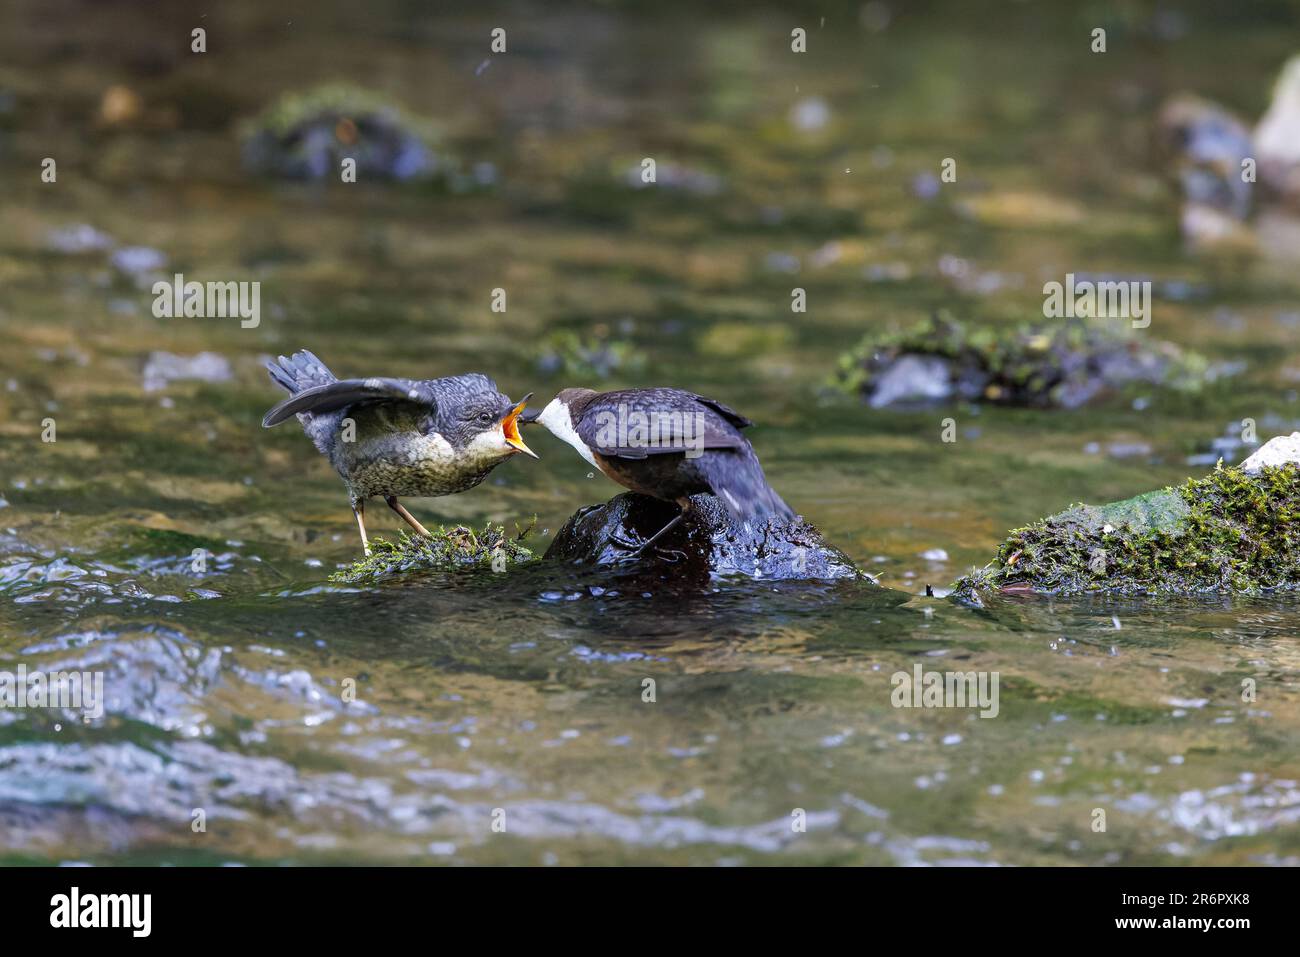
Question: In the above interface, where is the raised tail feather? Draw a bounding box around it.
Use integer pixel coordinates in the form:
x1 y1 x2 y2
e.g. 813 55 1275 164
263 351 344 460
267 350 336 397
264 350 340 431
698 445 796 525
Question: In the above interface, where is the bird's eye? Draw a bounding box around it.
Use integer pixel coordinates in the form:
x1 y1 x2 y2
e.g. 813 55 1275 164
478 412 494 424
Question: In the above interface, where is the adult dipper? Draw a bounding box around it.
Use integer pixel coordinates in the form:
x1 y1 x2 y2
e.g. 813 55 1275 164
524 387 794 556
263 350 536 554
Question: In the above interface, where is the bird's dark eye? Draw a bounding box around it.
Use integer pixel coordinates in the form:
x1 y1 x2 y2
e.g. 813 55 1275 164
478 412 494 424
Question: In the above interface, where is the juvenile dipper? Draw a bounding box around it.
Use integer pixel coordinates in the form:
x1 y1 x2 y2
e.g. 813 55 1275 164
525 387 794 555
263 350 536 554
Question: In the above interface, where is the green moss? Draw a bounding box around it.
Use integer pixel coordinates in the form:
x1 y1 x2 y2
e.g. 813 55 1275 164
242 83 439 142
953 463 1300 599
827 312 1211 407
331 521 535 584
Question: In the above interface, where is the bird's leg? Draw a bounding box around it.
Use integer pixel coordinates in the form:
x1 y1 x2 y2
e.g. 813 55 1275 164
386 496 432 538
352 499 371 557
619 498 691 561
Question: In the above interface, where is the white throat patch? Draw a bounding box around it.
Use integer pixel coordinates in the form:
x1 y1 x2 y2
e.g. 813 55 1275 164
536 399 601 469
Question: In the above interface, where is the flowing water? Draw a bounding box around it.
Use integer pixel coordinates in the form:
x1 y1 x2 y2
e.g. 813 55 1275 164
0 0 1298 864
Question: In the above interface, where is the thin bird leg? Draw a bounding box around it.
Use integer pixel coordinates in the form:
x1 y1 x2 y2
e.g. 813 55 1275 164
353 499 371 557
621 498 691 559
386 496 432 538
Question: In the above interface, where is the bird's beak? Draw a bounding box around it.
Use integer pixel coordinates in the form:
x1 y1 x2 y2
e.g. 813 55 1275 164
502 394 539 458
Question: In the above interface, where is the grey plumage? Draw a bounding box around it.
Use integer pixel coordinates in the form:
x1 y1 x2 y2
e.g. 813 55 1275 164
262 350 535 552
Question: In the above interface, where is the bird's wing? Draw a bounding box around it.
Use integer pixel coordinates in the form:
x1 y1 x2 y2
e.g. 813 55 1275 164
574 389 748 459
689 393 753 429
262 377 435 427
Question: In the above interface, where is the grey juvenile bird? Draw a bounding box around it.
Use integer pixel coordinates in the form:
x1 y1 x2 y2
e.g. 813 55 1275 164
525 387 794 556
263 350 536 554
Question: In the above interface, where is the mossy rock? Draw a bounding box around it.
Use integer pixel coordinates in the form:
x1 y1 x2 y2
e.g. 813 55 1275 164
828 312 1212 409
953 463 1300 599
241 83 446 182
331 522 534 583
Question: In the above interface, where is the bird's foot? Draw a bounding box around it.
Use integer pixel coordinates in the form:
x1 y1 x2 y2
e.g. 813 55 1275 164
611 538 686 565
609 532 642 552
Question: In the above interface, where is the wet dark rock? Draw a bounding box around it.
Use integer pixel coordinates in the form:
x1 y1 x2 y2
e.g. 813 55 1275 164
241 84 442 182
829 313 1214 410
544 492 864 582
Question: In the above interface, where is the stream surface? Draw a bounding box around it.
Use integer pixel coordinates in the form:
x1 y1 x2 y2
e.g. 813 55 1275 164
0 1 1297 864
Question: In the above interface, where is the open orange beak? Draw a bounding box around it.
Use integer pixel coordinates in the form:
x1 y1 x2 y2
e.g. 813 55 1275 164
502 394 538 458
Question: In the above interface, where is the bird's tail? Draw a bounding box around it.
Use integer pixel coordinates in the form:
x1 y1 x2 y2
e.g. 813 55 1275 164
699 445 796 525
267 350 336 396
264 351 342 458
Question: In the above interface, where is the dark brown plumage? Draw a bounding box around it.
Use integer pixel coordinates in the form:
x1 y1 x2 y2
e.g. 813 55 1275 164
528 386 794 554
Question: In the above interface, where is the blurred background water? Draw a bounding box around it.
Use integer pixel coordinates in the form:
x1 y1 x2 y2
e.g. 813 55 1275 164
0 0 1297 864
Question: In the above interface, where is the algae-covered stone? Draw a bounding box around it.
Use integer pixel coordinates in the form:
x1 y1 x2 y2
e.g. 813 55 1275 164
241 84 444 182
331 523 534 583
828 313 1212 409
953 462 1300 599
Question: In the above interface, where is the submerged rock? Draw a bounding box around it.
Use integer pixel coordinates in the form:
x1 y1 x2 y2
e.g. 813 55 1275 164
829 313 1213 410
953 436 1300 599
110 245 168 278
332 524 534 584
544 492 863 581
45 224 116 254
241 84 443 182
141 351 233 392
